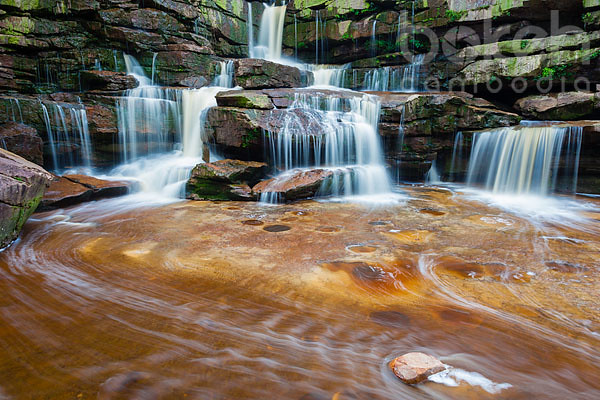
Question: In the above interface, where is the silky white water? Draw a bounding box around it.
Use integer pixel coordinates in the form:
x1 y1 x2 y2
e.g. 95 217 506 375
465 124 582 196
250 3 287 61
110 55 226 199
262 92 392 202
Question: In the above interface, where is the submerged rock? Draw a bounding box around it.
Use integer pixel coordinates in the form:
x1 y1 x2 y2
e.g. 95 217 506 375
514 92 600 120
252 169 336 202
390 352 446 384
186 159 268 201
0 149 53 248
0 122 43 165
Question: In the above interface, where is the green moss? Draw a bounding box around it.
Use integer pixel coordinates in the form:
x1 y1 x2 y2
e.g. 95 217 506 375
445 9 466 22
242 127 261 148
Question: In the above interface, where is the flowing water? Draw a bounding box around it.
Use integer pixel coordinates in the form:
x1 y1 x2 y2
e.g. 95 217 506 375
110 55 230 199
363 54 425 92
250 3 287 61
40 99 93 173
1 186 599 398
262 91 392 202
466 124 583 195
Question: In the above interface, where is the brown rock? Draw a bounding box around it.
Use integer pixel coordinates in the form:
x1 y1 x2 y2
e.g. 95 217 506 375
0 122 43 165
81 70 138 92
39 176 93 211
234 59 308 89
186 160 268 201
252 169 336 201
389 352 446 384
514 92 599 121
63 174 134 199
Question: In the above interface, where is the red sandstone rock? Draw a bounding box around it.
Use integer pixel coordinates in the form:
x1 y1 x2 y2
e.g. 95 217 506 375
389 352 445 384
252 169 335 201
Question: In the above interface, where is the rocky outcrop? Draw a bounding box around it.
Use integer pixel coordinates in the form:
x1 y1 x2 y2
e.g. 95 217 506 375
389 352 446 385
80 71 139 93
0 122 43 165
514 92 600 120
186 159 268 201
39 175 133 211
205 88 520 177
252 169 337 202
234 59 309 89
0 148 53 248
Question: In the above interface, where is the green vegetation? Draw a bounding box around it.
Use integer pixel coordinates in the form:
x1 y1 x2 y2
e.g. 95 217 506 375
445 9 466 23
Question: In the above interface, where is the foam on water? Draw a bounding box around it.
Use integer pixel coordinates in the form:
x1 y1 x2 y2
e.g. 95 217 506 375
429 368 512 394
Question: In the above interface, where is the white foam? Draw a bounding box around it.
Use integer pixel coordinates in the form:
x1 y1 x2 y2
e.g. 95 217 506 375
429 367 512 394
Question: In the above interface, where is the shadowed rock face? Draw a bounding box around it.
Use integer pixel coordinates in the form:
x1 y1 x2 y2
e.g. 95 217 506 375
514 92 600 120
0 148 53 248
0 122 44 165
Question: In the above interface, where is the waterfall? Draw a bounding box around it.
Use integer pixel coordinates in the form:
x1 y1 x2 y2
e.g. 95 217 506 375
251 3 287 61
371 20 377 57
425 160 440 184
247 2 254 58
449 131 464 181
465 125 583 196
363 54 425 92
111 54 223 198
212 60 234 88
151 53 158 85
311 64 349 87
5 98 23 123
40 99 93 173
262 92 391 202
116 55 182 163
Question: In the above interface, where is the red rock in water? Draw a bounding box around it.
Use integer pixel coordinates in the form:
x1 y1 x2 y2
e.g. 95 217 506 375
389 352 445 384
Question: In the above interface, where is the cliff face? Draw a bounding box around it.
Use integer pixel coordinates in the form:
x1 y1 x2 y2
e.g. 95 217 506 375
0 0 252 91
0 0 599 188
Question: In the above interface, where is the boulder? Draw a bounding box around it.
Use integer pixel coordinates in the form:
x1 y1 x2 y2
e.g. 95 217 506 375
39 176 93 211
81 70 138 92
234 59 308 89
63 175 134 199
179 76 209 88
252 169 336 202
0 149 53 248
514 92 600 120
186 159 268 201
389 352 446 385
216 91 274 110
40 175 133 211
0 122 43 165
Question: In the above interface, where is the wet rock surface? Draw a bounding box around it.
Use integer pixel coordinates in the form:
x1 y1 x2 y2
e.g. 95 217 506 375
40 175 133 211
234 59 307 89
0 148 53 248
186 159 268 201
0 122 44 165
252 169 337 202
390 353 446 384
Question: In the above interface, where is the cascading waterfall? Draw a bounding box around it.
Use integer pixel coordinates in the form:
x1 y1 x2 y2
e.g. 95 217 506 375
40 99 93 173
311 64 349 87
212 60 234 88
465 124 583 195
111 54 225 198
116 55 182 163
262 92 391 202
250 3 287 61
5 98 23 123
363 54 425 92
247 2 254 57
449 131 464 181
